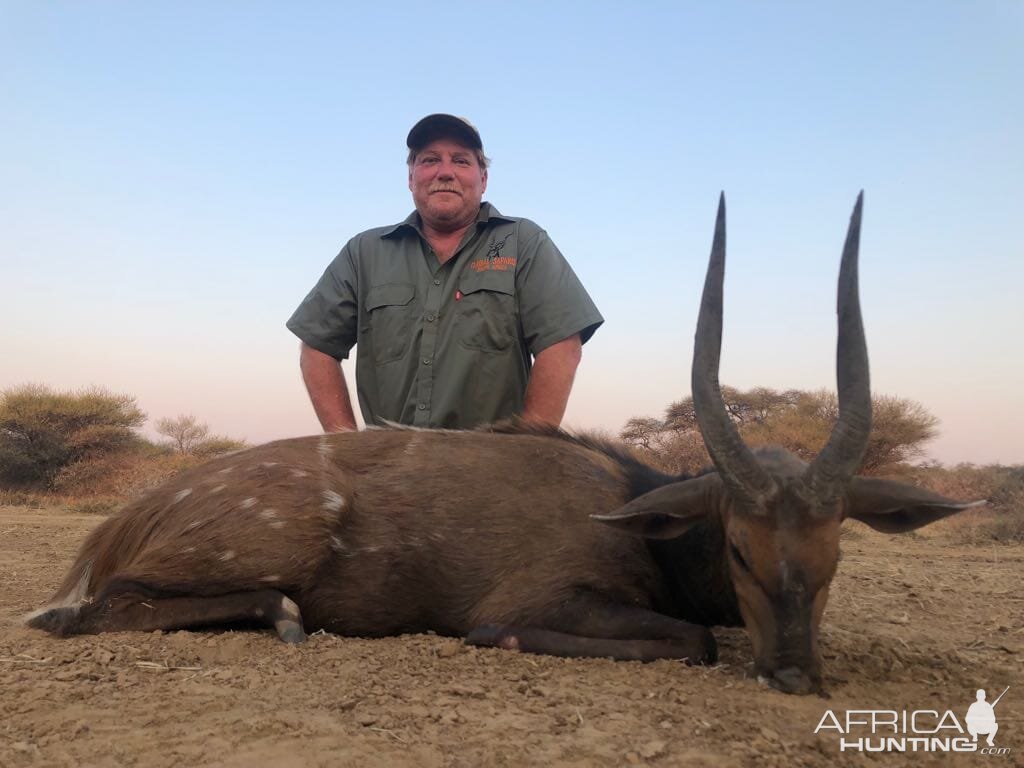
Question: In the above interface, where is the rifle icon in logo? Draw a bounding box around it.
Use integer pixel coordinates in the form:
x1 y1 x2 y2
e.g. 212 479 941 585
966 686 1008 747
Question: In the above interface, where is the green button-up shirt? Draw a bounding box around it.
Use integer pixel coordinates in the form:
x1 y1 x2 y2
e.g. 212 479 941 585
287 202 603 429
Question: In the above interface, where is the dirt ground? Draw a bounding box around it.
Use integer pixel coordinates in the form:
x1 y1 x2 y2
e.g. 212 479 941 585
1 506 1020 768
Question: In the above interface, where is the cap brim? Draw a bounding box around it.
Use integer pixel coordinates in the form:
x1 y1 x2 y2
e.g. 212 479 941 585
407 114 482 151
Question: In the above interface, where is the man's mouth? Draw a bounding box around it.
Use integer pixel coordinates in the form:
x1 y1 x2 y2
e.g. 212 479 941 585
430 188 461 196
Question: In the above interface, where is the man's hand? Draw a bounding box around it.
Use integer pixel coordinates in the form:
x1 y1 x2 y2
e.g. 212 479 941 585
299 343 358 432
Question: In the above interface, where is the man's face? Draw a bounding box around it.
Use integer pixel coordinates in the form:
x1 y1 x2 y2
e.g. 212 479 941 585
408 138 488 234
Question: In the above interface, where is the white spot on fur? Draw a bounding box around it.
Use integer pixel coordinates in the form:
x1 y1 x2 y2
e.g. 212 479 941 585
322 490 345 512
281 596 300 618
330 535 346 553
261 509 286 528
318 435 331 460
239 497 257 510
291 469 309 478
183 546 196 554
260 574 280 583
185 520 202 531
210 484 227 494
261 462 279 468
219 550 236 561
217 466 236 475
173 488 192 503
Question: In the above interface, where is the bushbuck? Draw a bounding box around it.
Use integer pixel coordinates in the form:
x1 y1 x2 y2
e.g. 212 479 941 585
27 193 982 695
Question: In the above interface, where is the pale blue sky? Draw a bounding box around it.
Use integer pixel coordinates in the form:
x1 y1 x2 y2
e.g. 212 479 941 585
2 2 1022 463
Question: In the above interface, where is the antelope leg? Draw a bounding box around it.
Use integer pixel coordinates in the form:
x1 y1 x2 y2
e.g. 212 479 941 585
40 588 307 643
467 592 717 664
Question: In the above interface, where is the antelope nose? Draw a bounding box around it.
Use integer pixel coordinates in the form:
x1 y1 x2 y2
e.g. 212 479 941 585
769 666 817 696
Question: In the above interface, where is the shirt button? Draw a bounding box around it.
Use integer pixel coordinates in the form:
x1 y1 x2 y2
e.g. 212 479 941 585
433 279 441 286
422 358 431 365
417 403 426 410
426 313 435 322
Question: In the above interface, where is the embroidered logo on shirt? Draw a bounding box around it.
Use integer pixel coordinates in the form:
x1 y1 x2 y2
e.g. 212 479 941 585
486 233 513 259
470 256 517 273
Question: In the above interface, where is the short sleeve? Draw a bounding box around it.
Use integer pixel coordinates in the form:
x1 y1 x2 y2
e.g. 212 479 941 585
515 223 604 356
286 242 360 360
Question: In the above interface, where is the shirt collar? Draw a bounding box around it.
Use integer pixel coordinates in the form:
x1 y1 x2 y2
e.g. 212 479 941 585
380 202 513 239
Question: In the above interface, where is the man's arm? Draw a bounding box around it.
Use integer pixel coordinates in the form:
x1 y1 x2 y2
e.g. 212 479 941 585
521 334 583 427
299 343 358 432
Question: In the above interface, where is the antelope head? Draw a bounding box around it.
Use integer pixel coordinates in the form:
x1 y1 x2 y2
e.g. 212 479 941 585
596 194 983 694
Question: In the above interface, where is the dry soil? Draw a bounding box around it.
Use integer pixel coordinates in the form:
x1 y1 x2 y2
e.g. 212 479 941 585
1 506 1021 767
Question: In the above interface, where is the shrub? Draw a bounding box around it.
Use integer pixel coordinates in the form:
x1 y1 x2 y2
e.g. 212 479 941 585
155 414 248 457
623 387 939 477
907 464 1024 544
0 488 46 508
70 498 123 515
0 384 145 489
193 436 248 458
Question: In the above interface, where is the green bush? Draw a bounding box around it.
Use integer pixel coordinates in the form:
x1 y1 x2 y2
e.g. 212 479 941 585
0 384 145 489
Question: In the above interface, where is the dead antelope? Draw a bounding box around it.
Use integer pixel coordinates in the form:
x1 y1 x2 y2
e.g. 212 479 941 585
27 193 982 695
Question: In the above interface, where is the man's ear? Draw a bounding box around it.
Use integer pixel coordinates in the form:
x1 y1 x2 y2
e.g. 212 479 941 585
591 474 721 539
480 167 488 193
844 477 986 534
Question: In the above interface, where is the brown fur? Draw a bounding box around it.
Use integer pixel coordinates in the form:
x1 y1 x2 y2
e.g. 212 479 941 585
29 427 692 642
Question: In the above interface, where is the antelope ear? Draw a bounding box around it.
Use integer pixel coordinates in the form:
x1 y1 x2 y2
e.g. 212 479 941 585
844 477 986 533
591 474 722 539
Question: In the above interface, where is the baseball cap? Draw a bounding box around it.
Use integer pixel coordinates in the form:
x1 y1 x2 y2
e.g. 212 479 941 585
406 114 483 152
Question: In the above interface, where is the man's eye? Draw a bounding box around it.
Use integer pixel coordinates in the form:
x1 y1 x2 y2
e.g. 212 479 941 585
454 157 470 165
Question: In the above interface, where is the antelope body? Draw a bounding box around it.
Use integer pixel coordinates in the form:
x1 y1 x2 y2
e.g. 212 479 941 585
27 194 981 695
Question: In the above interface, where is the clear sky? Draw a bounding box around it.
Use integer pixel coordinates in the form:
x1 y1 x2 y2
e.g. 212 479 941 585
2 2 1022 464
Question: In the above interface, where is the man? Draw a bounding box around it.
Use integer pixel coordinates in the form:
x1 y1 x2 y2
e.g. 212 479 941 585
287 114 603 431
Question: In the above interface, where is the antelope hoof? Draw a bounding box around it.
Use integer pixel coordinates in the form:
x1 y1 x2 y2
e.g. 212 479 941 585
693 627 718 666
275 620 307 644
763 666 820 696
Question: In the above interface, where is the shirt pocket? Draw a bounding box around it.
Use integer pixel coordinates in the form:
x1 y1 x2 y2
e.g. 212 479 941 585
457 271 517 353
364 283 416 364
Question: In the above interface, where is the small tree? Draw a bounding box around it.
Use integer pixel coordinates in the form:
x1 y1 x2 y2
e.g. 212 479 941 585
155 414 210 454
155 414 247 457
0 384 145 488
619 417 663 451
622 386 939 477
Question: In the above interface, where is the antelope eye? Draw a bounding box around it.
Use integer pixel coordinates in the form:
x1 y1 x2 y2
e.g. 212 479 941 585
729 543 750 572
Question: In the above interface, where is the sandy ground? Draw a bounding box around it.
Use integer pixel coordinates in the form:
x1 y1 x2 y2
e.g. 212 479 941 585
1 506 1021 767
